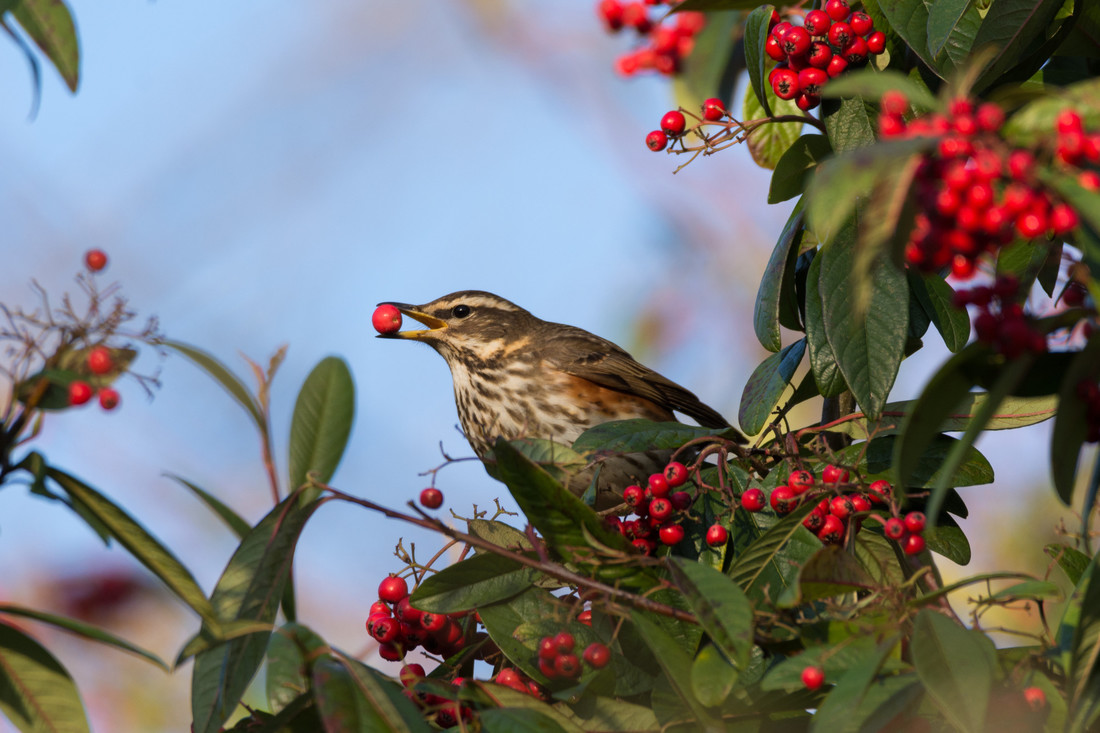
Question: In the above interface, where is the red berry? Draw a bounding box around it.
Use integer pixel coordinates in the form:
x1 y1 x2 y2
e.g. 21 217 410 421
395 597 421 625
659 523 685 545
622 484 645 507
843 35 868 65
378 642 403 662
369 601 391 618
822 465 850 485
879 113 906 137
866 30 886 54
798 67 827 96
801 665 825 690
84 249 108 272
661 110 686 136
771 68 800 100
802 510 825 532
903 511 926 534
826 55 849 78
554 630 575 653
848 11 873 35
781 26 811 57
665 462 691 488
419 487 443 509
371 615 400 644
817 514 845 544
400 664 425 688
868 479 892 504
741 488 766 512
539 636 559 659
1057 109 1083 134
1016 211 1047 238
1023 686 1046 711
804 10 831 36
705 523 728 546
770 485 798 515
372 304 403 335
788 469 815 494
825 0 851 22
649 497 673 521
951 255 976 279
975 103 1004 132
880 90 908 116
796 92 821 112
583 642 611 669
807 41 833 69
68 380 94 406
98 387 120 411
598 0 624 31
378 575 409 604
829 495 855 520
765 34 787 62
646 130 669 152
648 473 671 498
701 98 725 122
622 2 651 33
420 611 446 633
1051 203 1079 235
902 533 926 555
670 491 692 511
577 609 593 626
827 22 853 50
87 346 113 375
1080 170 1100 191
555 653 582 678
850 494 872 513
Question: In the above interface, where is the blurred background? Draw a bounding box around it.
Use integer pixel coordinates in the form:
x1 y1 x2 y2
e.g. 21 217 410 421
0 1 1084 730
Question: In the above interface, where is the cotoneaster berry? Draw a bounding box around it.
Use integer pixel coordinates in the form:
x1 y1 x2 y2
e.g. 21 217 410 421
378 575 409 604
646 130 668 151
705 523 728 546
817 514 845 544
419 488 443 509
902 534 926 555
623 484 644 507
701 98 725 122
583 642 611 669
884 517 906 540
84 249 108 272
659 523 685 545
822 464 850 485
400 664 425 688
741 488 766 512
660 110 686 136
554 631 575 653
803 9 830 35
69 381 94 406
868 479 892 503
98 388 120 411
670 491 692 511
663 461 689 487
539 636 558 659
420 612 446 633
555 653 582 678
801 665 825 690
1023 686 1047 711
649 497 673 521
648 472 671 497
87 346 113 375
788 469 814 494
770 485 797 515
903 512 926 534
372 305 403 335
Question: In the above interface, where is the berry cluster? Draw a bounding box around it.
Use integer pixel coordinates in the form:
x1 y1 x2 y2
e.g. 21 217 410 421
597 1 706 78
398 663 476 728
645 98 727 152
741 465 926 555
766 1 886 111
367 576 476 663
607 461 695 555
882 95 1094 278
68 346 122 411
536 631 610 680
953 275 1048 358
1077 379 1100 442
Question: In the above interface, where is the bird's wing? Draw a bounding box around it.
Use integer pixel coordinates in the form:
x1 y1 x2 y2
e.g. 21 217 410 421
540 326 733 431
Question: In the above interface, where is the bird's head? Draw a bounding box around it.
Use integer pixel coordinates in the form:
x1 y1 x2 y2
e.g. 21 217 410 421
375 291 537 363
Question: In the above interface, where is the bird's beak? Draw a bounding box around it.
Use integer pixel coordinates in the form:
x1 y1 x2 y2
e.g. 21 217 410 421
375 302 447 340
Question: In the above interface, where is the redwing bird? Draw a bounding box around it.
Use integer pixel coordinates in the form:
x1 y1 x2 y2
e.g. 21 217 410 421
376 291 742 507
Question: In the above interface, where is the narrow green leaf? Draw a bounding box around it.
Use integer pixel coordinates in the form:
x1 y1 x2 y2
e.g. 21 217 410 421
1051 334 1100 505
927 0 982 73
667 558 753 671
805 251 848 397
0 604 166 670
754 201 805 351
909 270 969 353
410 552 537 613
266 623 328 714
972 0 1067 93
761 636 899 691
1045 544 1092 586
11 0 79 91
779 546 876 608
630 611 722 731
911 609 996 733
46 467 216 625
922 516 971 565
850 434 993 490
820 69 938 111
743 86 804 170
769 135 833 204
0 621 90 733
191 495 321 733
809 638 900 733
164 340 265 431
479 708 571 733
288 356 355 497
743 4 775 118
1056 554 1100 723
728 502 821 603
311 654 430 733
876 0 939 74
167 474 250 539
738 339 806 436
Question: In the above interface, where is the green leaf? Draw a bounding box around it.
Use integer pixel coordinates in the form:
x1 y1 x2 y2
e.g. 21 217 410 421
1051 334 1100 506
819 69 938 111
1003 78 1100 146
876 0 939 74
45 467 216 625
266 623 328 714
972 0 1068 93
761 636 900 691
479 708 572 733
822 94 879 154
571 420 732 455
1045 544 1092 585
984 580 1064 604
311 654 430 733
0 603 166 670
743 85 804 170
191 495 322 733
769 135 833 204
927 0 982 73
467 518 530 550
805 251 848 397
738 339 806 436
754 200 805 351
0 621 90 733
848 434 993 489
690 643 738 708
11 0 79 92
779 546 876 608
728 502 822 604
908 270 969 353
743 4 775 118
1058 554 1100 726
911 609 996 733
479 589 576 685
667 558 753 671
167 474 250 539
288 356 355 497
809 638 901 733
410 552 537 613
922 516 971 565
164 340 265 431
818 222 909 420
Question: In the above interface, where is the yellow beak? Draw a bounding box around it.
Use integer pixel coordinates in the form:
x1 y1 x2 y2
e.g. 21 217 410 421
375 302 447 340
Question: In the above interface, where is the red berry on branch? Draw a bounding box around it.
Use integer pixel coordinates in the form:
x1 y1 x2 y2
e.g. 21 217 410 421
826 55 849 78
597 0 625 31
372 304 403 335
660 110 686 136
765 34 787 62
884 517 906 540
798 68 827 96
879 113 906 137
659 523 685 545
622 484 645 507
377 643 403 662
850 495 872 513
848 11 873 35
803 509 825 532
371 615 401 644
555 653 582 678
583 642 611 669
419 488 443 509
84 249 108 272
553 630 575 653
400 664 425 688
369 601 391 618
770 486 798 515
621 2 651 33
701 98 725 122
825 0 851 22
69 381 94 406
87 346 113 375
98 388 120 411
664 461 689 487
975 103 1004 132
741 488 766 512
829 495 855 520
827 22 853 50
1080 171 1100 191
705 523 728 546
880 90 908 116
822 464 849 485
804 10 831 36
670 491 692 511
866 31 886 54
843 35 868 65
1056 109 1083 134
771 68 800 100
903 512 926 534
648 472 671 497
788 469 815 494
1023 686 1047 711
801 665 825 690
781 26 811 57
902 533 926 555
1051 203 1080 235
378 575 409 604
649 497 673 521
646 130 668 152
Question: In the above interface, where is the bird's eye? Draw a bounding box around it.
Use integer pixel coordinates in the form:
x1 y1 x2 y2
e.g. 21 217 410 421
451 305 471 319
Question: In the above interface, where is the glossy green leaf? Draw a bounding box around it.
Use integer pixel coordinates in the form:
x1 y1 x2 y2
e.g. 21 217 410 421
11 0 79 91
922 516 971 565
311 654 430 733
911 609 996 733
754 201 806 351
848 434 993 489
470 686 587 733
769 135 832 204
728 502 821 603
191 495 321 733
168 474 250 539
266 623 328 714
46 467 216 625
0 621 90 733
822 94 878 153
690 643 738 708
820 69 938 111
164 340 265 431
927 0 982 73
571 420 732 455
467 518 530 550
805 251 848 397
743 4 775 118
778 546 876 608
410 552 537 613
0 603 166 670
909 270 969 353
478 589 583 688
668 558 753 671
739 339 806 436
876 0 939 74
288 356 355 497
818 223 909 420
972 0 1068 93
1051 334 1100 506
761 636 899 691
1003 78 1100 146
1056 554 1100 724
984 580 1064 604
629 611 721 730
1045 544 1092 586
479 708 572 733
809 638 900 733
854 532 907 587
743 85 804 170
